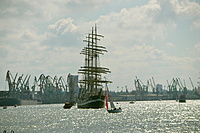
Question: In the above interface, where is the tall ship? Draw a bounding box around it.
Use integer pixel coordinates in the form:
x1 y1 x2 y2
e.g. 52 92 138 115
77 25 112 108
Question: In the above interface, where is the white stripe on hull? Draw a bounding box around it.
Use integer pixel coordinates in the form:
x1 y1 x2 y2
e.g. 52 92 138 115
78 98 105 108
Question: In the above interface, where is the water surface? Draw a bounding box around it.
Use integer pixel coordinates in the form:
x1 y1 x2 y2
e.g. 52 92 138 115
1 100 200 132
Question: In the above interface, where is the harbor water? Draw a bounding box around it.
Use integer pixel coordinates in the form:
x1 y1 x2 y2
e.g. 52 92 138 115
1 100 200 133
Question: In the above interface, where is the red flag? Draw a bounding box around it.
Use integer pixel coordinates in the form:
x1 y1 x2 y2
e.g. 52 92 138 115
105 90 108 110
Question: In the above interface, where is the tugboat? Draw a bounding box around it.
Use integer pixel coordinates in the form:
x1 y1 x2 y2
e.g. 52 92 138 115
63 102 72 109
179 95 186 103
77 25 112 109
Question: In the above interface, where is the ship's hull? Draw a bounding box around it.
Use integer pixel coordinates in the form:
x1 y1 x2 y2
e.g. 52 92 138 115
77 95 105 109
63 102 72 109
107 109 122 113
42 99 66 104
179 99 186 103
0 97 39 106
0 97 20 106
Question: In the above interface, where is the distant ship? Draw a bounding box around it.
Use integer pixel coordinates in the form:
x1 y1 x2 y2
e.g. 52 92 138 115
77 25 112 109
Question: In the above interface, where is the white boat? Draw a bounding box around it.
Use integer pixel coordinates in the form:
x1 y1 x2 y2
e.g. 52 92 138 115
105 84 122 113
107 108 122 113
106 101 122 113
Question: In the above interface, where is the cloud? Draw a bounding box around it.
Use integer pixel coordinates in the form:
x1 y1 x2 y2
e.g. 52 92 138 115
170 0 200 17
43 18 80 47
194 42 200 52
48 18 77 35
95 0 178 45
102 43 199 88
191 19 200 30
0 42 81 78
166 42 175 47
67 0 111 10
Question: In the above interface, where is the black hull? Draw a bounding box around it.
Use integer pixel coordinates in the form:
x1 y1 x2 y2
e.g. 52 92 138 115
77 95 105 109
0 97 20 106
0 97 39 106
179 99 186 103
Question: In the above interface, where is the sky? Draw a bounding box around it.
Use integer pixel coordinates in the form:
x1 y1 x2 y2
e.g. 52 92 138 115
0 0 200 92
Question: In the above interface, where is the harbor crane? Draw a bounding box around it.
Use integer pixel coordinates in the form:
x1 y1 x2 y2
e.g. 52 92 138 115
134 76 148 100
5 70 73 104
189 77 200 97
167 78 188 99
5 70 32 99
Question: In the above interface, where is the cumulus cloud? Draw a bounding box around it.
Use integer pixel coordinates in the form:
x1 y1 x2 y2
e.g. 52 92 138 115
194 42 200 52
43 18 80 47
48 18 77 35
0 0 110 38
166 42 175 47
191 19 200 30
170 0 200 17
96 0 177 45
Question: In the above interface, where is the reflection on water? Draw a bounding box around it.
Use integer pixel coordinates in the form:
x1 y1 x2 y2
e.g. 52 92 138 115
1 100 200 132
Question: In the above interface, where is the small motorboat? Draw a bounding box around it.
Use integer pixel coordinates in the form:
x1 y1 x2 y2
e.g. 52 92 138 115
129 101 135 104
3 106 7 109
63 102 72 109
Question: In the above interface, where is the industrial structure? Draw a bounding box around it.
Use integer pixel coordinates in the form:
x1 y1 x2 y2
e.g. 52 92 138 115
126 76 200 101
1 70 199 105
0 70 78 106
166 78 187 99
